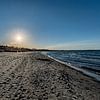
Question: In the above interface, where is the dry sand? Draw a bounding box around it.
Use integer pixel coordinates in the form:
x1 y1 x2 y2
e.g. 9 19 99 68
0 52 100 100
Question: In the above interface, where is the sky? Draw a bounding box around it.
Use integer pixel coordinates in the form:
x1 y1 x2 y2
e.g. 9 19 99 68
0 0 100 50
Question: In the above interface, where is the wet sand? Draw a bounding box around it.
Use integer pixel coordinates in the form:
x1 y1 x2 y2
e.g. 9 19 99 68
0 52 100 100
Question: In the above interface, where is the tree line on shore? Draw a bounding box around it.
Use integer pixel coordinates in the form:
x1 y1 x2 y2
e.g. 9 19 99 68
0 45 35 52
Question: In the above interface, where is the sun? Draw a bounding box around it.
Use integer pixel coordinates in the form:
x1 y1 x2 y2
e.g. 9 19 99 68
9 28 34 48
16 35 22 42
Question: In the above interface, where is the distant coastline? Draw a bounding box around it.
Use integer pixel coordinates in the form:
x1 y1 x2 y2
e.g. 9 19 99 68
0 45 50 52
0 45 100 52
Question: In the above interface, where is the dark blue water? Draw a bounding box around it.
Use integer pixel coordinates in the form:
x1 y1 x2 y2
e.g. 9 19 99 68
45 50 100 80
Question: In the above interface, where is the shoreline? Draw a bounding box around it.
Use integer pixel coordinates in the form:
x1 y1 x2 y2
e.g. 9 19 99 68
47 54 100 82
41 52 100 82
0 52 100 99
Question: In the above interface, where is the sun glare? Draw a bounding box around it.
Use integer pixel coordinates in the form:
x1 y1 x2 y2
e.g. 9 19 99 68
16 35 22 42
8 28 34 48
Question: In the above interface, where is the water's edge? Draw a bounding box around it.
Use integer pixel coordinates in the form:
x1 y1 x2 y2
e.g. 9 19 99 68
41 52 100 82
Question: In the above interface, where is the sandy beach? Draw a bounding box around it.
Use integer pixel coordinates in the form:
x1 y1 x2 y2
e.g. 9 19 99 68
0 52 100 100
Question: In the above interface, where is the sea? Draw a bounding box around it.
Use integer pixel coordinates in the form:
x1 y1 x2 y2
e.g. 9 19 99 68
42 50 100 81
